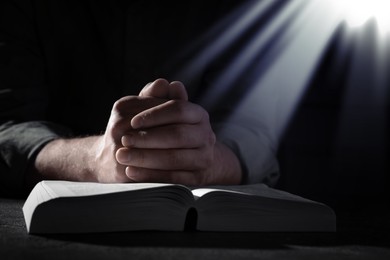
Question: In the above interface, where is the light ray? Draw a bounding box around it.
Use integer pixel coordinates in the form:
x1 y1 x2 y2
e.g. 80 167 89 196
175 0 388 156
200 0 307 108
224 0 343 143
332 21 389 181
175 0 276 82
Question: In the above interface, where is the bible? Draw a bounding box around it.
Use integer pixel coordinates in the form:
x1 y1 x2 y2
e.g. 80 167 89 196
23 181 336 234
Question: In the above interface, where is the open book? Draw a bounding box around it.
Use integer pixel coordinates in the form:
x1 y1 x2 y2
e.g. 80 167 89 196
23 181 336 234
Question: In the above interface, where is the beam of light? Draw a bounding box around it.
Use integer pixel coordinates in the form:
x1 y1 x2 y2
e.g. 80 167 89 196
332 21 389 181
222 0 344 143
174 0 276 82
174 0 388 157
199 0 307 108
330 0 390 36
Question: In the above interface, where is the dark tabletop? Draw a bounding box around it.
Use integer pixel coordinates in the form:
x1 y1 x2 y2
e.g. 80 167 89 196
1 198 389 260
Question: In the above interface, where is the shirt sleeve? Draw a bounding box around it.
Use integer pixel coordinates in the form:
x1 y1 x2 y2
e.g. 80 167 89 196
0 121 71 197
212 116 280 187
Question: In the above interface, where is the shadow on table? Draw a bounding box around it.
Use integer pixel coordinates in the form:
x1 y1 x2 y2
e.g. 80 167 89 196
42 231 330 249
41 210 390 250
41 229 388 250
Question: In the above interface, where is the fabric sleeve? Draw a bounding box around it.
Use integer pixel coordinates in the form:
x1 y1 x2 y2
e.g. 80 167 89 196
212 116 280 187
0 121 71 197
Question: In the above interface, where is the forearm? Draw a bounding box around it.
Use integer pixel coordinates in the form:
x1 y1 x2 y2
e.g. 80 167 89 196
31 136 100 183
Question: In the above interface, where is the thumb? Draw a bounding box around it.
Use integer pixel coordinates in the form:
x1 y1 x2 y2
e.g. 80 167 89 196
169 81 188 101
139 78 170 98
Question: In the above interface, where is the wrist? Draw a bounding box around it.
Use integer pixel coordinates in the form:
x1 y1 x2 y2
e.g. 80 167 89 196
211 141 243 185
33 136 100 182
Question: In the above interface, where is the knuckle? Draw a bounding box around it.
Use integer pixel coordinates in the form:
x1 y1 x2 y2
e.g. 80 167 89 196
109 119 123 131
208 131 216 146
107 119 125 141
112 97 128 113
202 109 210 121
112 96 139 116
198 106 210 123
136 130 147 147
112 99 123 113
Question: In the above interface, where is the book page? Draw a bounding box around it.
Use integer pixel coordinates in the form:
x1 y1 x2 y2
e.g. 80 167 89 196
192 184 318 203
193 184 336 232
41 181 176 198
24 181 194 234
191 187 246 198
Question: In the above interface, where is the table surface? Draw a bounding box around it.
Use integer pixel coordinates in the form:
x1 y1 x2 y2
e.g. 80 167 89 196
1 198 389 260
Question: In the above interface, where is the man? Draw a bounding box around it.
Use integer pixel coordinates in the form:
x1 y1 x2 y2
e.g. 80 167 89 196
0 1 279 197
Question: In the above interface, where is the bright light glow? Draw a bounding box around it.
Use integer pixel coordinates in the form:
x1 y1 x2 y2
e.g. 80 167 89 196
332 0 390 35
230 0 342 141
175 0 389 148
